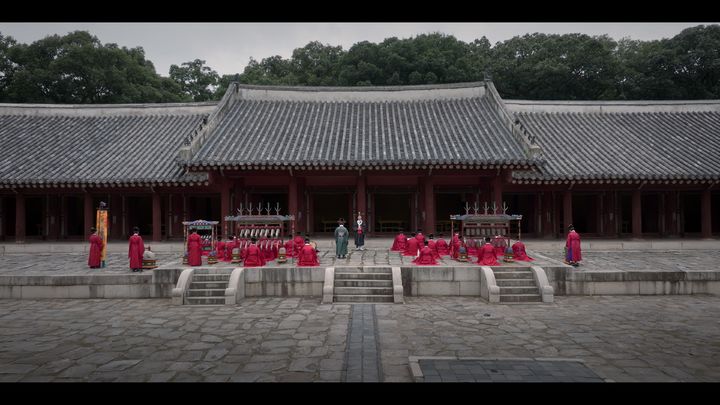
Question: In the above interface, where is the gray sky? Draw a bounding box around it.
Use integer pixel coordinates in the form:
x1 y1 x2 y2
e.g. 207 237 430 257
0 23 711 77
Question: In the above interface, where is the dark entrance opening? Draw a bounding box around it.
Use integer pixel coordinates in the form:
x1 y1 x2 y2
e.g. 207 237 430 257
187 195 220 226
619 193 632 235
571 194 598 234
66 196 84 238
2 196 16 238
312 193 350 234
681 193 701 234
127 196 153 237
435 193 465 235
25 196 45 237
247 192 289 216
641 194 660 234
507 193 537 236
375 193 412 234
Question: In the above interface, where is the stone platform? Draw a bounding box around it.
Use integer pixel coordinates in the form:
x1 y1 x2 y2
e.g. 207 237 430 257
1 239 719 299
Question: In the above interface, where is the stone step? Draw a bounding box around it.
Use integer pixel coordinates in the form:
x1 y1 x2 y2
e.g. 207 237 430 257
334 279 394 288
496 279 537 287
334 287 394 295
184 296 226 305
186 288 226 297
188 281 229 289
498 286 540 295
192 274 231 282
492 271 534 280
499 294 543 303
192 269 234 275
334 272 393 280
333 267 392 273
333 295 394 303
495 267 533 272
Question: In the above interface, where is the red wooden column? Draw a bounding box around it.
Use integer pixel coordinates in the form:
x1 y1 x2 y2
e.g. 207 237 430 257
288 176 298 220
563 191 572 230
632 190 642 238
701 189 712 239
220 180 230 239
152 192 162 242
84 192 93 240
15 193 25 243
423 176 435 235
356 175 367 220
542 192 553 238
492 174 503 213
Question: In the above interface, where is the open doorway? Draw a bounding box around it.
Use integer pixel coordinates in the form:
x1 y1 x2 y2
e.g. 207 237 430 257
641 194 660 234
571 194 598 234
681 193 701 234
506 193 538 236
312 192 351 234
435 193 465 234
375 193 412 234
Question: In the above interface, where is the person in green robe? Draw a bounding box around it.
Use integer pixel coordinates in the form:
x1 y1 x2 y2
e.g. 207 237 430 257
334 218 349 259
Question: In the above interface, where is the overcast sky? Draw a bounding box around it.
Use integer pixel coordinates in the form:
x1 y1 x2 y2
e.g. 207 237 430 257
0 23 711 77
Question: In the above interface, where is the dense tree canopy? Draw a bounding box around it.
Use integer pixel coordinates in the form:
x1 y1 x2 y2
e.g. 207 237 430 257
1 25 719 103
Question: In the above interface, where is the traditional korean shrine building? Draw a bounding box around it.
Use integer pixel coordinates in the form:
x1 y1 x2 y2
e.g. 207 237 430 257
1 80 719 242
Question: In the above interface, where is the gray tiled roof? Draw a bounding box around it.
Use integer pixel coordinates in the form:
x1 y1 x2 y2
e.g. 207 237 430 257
511 109 720 182
0 105 213 187
186 85 537 168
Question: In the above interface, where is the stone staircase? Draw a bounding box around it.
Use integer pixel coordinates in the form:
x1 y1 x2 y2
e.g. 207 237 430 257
184 269 230 305
492 267 542 303
334 267 394 303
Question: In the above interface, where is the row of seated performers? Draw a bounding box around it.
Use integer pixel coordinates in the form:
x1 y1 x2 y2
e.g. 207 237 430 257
391 231 533 266
187 232 320 267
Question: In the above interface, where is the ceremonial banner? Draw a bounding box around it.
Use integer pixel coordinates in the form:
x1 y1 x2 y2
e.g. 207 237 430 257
96 208 108 268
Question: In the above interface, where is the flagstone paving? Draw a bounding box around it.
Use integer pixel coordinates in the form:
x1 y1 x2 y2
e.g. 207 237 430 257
1 295 719 382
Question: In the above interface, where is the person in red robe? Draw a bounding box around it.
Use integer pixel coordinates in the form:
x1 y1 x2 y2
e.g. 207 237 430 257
403 232 420 257
427 234 440 260
88 227 103 268
413 240 438 265
284 235 296 258
216 237 226 262
435 235 450 256
391 232 407 251
451 233 462 259
477 237 500 266
187 230 203 266
293 233 305 258
512 240 534 262
223 236 235 262
297 238 320 266
415 230 425 245
243 238 266 267
565 225 582 266
493 235 507 258
128 227 145 272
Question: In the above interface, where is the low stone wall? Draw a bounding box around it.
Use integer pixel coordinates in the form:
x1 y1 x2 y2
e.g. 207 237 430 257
0 273 178 299
544 267 720 296
243 267 324 297
400 267 482 296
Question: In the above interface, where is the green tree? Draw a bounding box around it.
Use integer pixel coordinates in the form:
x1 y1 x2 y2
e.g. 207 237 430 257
169 59 220 102
2 30 185 103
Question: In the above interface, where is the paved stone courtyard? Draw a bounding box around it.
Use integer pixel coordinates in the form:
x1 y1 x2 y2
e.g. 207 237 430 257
6 247 720 276
1 295 719 382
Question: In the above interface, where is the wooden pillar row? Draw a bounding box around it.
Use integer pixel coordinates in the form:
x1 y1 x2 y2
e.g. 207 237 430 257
423 176 435 235
15 193 25 243
542 191 554 238
562 191 572 231
701 189 712 239
84 192 93 240
152 192 161 242
632 189 642 238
